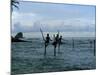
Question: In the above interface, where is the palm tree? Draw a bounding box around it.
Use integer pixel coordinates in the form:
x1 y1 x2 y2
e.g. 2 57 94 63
11 0 19 11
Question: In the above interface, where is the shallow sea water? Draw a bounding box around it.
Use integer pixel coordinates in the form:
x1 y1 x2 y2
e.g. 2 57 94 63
11 32 96 75
11 33 96 75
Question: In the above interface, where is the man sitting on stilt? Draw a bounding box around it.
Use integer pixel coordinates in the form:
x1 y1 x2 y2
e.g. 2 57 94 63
44 33 52 56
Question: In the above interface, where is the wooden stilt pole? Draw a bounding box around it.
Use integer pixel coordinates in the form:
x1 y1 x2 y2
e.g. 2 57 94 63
54 46 56 56
58 44 60 53
44 44 47 56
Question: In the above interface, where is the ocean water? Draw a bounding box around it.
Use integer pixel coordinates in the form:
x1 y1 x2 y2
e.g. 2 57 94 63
12 32 95 38
11 32 96 75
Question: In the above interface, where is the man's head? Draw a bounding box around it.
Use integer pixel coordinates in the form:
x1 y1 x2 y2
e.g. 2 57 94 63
60 35 62 38
57 34 59 36
47 33 49 36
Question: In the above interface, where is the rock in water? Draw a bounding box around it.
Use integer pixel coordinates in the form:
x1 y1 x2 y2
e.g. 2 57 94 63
15 32 23 39
11 32 30 42
11 36 15 42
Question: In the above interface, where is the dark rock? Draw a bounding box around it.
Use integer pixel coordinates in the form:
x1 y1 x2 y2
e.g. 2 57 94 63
15 32 23 39
11 32 30 42
11 36 15 42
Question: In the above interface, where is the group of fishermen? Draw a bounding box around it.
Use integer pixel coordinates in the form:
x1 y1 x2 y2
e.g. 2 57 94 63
12 31 63 56
44 33 62 56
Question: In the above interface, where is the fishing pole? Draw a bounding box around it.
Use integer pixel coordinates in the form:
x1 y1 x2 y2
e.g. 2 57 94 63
40 28 45 41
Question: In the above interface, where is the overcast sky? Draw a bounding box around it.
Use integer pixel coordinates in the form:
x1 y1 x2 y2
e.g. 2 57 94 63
12 1 96 32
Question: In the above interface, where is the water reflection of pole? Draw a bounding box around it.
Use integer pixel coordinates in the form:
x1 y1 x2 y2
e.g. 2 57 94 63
94 40 96 56
90 40 92 48
72 38 74 50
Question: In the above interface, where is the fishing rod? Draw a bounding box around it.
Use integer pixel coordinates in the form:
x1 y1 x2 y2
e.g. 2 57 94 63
57 30 60 37
40 27 47 56
40 28 45 41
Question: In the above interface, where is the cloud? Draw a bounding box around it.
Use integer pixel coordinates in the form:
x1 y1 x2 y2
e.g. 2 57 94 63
12 11 39 26
12 11 95 32
12 11 43 31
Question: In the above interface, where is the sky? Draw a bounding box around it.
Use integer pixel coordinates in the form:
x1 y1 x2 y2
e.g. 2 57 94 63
12 1 96 33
